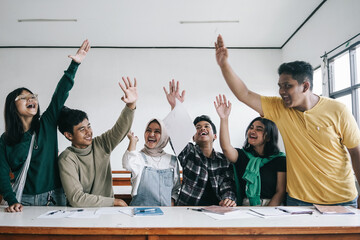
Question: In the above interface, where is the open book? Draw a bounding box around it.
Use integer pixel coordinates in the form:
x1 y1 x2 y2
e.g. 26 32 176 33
314 204 355 215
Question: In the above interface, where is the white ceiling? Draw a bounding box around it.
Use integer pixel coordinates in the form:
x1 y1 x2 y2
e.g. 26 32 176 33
0 0 325 48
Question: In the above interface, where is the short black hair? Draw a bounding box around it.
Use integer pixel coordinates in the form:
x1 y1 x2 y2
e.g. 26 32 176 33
193 115 217 134
57 106 88 135
278 61 313 90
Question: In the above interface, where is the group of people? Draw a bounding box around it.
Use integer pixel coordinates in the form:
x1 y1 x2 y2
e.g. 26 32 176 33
1 35 360 213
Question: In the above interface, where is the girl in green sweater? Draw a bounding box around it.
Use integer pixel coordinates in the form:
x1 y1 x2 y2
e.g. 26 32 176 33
0 40 90 213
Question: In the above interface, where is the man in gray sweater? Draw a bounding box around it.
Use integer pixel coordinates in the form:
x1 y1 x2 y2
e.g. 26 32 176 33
57 77 137 207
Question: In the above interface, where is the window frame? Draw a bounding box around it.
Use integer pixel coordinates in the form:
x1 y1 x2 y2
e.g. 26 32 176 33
327 41 360 126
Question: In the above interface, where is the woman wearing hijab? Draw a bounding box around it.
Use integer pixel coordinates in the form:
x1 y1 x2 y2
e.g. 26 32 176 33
122 118 180 206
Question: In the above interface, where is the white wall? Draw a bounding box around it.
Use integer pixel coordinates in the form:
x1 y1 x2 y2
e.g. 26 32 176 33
282 0 360 68
0 47 282 169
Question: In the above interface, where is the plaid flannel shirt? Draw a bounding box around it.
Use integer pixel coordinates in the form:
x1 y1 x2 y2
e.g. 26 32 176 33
176 143 236 206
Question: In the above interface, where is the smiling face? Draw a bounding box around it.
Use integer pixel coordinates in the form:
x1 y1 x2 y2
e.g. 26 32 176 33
144 121 161 149
193 120 216 144
65 118 93 149
278 73 307 109
15 90 38 118
247 120 267 149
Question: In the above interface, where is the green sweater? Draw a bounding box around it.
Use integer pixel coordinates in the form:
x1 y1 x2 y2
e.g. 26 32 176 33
58 106 134 207
0 61 79 206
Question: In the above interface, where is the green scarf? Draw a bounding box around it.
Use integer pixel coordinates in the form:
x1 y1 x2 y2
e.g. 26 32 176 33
234 149 285 206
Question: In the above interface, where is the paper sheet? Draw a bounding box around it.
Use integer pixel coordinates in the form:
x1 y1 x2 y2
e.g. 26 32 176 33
38 209 99 219
203 209 256 220
249 208 290 217
66 210 99 218
95 207 124 215
163 99 194 155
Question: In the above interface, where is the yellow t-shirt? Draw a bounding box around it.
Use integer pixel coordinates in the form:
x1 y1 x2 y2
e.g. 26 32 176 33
261 96 360 204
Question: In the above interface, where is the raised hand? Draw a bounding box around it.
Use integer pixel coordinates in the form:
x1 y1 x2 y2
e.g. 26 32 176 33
118 77 138 109
127 131 139 142
214 94 232 119
126 131 138 151
163 79 186 109
68 39 90 63
215 34 228 67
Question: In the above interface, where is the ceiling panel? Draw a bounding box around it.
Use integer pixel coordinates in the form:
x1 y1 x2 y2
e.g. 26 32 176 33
0 0 325 47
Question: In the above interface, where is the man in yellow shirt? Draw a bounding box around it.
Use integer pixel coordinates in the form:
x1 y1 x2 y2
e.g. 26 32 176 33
215 35 360 208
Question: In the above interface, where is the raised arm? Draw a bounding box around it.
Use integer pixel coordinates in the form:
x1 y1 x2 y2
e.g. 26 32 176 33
214 94 238 163
126 131 139 151
96 77 137 153
163 79 185 110
43 40 91 123
215 35 263 116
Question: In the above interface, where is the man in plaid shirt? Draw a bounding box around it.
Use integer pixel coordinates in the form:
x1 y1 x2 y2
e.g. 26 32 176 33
163 80 236 206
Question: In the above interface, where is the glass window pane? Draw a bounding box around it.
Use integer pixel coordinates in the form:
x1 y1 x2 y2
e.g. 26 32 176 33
356 47 360 84
333 52 351 92
335 94 352 115
357 89 360 127
313 68 322 95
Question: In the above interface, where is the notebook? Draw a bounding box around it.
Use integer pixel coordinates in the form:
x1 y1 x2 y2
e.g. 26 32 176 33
200 205 240 215
133 207 164 216
314 204 355 215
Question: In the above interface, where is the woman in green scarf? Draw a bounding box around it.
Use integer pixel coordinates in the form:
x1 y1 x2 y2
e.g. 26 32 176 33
215 94 286 206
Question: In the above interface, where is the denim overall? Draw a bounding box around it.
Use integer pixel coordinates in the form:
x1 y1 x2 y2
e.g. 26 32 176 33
130 153 177 206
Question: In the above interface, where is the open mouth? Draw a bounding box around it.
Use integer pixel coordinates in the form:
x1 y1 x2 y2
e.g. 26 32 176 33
200 131 208 136
249 135 257 140
26 104 36 109
147 138 157 143
282 95 290 103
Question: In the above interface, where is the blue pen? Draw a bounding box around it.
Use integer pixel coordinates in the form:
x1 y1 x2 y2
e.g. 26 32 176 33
139 208 156 212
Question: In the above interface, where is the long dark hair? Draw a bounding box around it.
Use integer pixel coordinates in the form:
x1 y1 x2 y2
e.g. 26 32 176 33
4 87 40 146
243 117 280 157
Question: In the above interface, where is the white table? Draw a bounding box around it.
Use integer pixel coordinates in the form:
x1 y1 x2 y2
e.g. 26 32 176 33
1 206 360 239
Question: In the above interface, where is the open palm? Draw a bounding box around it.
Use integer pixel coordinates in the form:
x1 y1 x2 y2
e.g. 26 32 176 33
214 94 231 119
68 39 90 64
215 35 228 67
163 79 185 109
119 77 138 104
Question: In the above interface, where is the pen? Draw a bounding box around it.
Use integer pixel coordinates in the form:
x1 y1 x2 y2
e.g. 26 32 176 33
70 209 84 212
187 208 203 212
139 208 156 212
47 210 61 216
